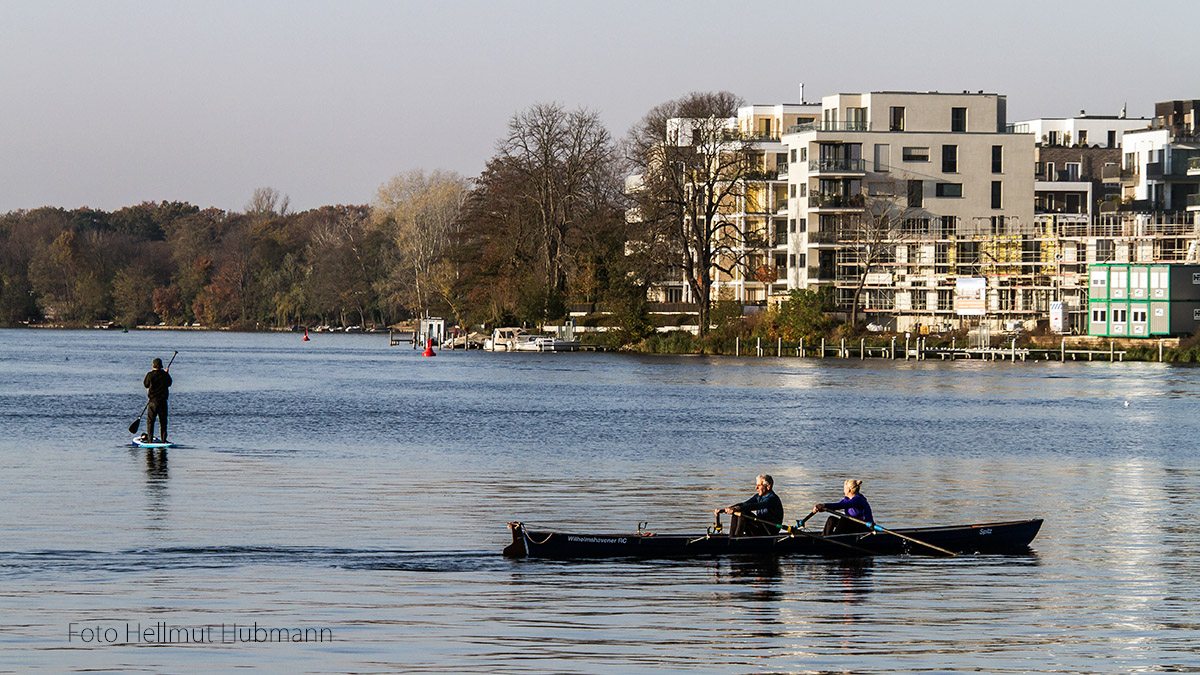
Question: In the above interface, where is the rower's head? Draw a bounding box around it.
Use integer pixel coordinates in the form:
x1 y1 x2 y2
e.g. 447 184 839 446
843 479 862 497
152 358 163 369
756 474 773 495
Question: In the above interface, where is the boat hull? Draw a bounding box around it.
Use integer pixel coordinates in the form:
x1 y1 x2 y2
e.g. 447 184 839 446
504 519 1042 558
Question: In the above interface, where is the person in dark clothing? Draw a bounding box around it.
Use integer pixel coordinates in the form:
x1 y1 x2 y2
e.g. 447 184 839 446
812 479 873 536
143 357 172 442
715 474 784 536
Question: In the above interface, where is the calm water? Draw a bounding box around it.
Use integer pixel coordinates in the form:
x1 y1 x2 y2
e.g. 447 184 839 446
1 328 1198 673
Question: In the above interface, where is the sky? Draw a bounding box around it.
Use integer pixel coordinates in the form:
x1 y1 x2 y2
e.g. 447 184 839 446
1 0 1194 214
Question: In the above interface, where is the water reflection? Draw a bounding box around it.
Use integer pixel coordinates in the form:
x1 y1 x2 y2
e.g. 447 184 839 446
142 448 169 530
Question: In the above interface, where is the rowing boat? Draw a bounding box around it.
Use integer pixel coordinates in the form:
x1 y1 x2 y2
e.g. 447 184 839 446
503 518 1043 558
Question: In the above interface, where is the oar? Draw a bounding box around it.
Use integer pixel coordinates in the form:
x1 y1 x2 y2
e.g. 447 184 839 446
128 351 177 434
728 511 879 555
825 510 957 557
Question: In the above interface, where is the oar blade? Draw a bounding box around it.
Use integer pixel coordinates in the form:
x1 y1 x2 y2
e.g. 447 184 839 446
128 418 140 434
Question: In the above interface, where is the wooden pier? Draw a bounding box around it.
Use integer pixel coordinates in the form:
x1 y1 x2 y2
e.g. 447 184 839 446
733 336 1133 362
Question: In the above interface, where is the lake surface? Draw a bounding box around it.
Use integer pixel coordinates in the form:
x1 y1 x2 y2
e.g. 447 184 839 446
1 328 1198 673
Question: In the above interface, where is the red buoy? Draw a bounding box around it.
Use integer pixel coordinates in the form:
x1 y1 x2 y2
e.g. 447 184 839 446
422 338 436 357
302 329 310 341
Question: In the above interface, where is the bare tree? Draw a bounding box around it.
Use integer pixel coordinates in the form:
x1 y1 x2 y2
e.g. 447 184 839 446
626 91 754 335
837 179 925 326
245 187 290 219
497 103 619 315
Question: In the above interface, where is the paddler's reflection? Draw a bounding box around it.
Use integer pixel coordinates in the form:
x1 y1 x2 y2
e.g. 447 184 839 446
143 448 169 527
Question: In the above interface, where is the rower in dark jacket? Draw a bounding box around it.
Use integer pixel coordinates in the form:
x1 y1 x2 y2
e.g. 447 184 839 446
714 474 784 536
812 479 873 536
143 357 172 442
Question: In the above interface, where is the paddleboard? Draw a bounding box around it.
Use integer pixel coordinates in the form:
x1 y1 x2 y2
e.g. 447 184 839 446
132 436 176 449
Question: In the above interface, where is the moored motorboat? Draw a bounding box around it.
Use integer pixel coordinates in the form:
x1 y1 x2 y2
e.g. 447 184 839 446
503 518 1042 558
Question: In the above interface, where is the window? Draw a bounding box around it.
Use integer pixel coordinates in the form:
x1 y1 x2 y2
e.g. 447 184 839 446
907 179 923 208
951 107 967 132
790 185 796 198
936 183 963 197
1092 308 1107 323
1048 131 1060 146
991 181 1002 209
890 106 905 131
1096 239 1114 261
790 148 797 163
1064 162 1081 181
1107 130 1117 147
800 147 808 162
797 217 806 232
942 145 958 173
789 254 795 267
1078 130 1088 146
992 145 1003 173
847 107 867 130
1132 309 1147 323
789 218 796 233
938 289 954 311
797 253 806 268
874 144 890 172
902 147 929 162
1112 308 1127 323
775 152 787 168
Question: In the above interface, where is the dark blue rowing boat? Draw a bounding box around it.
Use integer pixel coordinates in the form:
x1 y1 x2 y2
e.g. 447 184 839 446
503 518 1043 558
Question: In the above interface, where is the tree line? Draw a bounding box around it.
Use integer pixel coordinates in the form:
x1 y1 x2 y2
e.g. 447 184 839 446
1 92 813 339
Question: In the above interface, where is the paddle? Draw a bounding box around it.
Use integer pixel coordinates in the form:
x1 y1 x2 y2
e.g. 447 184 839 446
824 509 957 557
128 351 177 434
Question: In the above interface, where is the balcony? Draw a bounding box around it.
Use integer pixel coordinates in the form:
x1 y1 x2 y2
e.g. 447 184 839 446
1188 193 1200 211
809 193 865 210
806 231 839 244
745 167 783 181
1101 165 1136 184
786 121 869 134
1190 156 1200 175
808 158 866 174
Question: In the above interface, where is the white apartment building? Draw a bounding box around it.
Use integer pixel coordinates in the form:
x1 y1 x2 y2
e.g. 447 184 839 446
1112 100 1200 211
781 92 1035 328
1011 112 1150 149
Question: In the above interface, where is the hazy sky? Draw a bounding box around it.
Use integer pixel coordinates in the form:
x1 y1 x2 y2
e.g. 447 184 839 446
1 0 1193 214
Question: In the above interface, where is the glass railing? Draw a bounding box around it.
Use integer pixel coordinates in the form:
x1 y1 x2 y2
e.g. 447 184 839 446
1187 193 1200 208
808 158 866 173
786 121 869 134
1189 156 1200 172
809 193 865 209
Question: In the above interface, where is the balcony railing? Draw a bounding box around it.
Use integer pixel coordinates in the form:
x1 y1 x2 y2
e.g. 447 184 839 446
806 231 839 244
809 193 865 209
786 121 869 134
1102 165 1135 183
1190 156 1200 173
808 158 866 173
744 168 780 181
1188 193 1200 208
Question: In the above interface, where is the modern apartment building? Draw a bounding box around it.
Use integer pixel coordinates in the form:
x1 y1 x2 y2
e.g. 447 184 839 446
781 91 1035 330
1108 100 1200 212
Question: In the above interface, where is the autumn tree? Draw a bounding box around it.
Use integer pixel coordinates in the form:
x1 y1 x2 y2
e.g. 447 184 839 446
626 91 754 335
372 170 468 317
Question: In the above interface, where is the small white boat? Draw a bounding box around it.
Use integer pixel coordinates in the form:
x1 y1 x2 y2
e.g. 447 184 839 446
486 327 581 352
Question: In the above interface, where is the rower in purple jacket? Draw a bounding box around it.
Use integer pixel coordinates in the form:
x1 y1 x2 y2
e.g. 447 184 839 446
812 479 874 536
